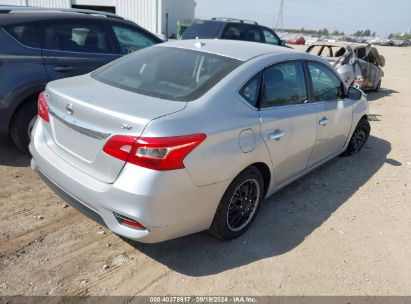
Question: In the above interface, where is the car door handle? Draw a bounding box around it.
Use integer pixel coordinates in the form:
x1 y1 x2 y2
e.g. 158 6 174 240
53 66 75 72
319 117 329 126
268 129 285 141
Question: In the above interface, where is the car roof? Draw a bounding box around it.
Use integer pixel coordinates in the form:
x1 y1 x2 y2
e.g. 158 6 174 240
0 12 130 25
194 18 259 25
160 39 295 61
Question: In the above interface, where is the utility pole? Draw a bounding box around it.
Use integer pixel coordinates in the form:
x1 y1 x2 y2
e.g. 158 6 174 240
274 0 284 31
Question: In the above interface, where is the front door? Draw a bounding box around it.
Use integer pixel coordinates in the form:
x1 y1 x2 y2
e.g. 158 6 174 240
259 61 317 186
306 61 354 167
42 19 119 80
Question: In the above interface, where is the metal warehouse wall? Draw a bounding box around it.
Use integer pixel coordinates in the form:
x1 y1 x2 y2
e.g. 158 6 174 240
116 0 158 34
0 0 195 36
1 0 70 7
161 0 195 37
27 0 70 7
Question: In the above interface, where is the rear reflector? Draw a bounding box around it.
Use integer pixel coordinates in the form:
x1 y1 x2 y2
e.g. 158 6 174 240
38 91 49 123
113 212 146 230
103 133 206 171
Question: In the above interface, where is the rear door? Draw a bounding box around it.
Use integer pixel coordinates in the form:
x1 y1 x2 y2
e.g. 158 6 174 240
306 61 353 167
42 19 119 80
259 60 317 186
221 23 264 43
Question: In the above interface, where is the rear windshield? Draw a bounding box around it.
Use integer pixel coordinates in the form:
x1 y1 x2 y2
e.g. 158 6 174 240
92 46 242 102
181 21 224 39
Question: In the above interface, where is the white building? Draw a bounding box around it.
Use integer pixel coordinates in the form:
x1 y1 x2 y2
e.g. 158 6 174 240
0 0 196 37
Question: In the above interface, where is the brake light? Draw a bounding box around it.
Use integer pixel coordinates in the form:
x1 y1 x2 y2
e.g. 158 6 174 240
103 133 206 171
38 91 49 123
102 135 136 161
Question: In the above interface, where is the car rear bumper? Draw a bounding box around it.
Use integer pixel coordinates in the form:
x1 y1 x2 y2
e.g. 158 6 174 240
29 120 229 243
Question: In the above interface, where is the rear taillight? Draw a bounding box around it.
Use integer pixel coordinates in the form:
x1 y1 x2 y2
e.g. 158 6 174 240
38 91 49 123
103 133 206 171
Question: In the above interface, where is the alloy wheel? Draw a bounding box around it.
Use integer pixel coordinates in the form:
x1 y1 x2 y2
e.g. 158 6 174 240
226 179 261 232
351 126 367 152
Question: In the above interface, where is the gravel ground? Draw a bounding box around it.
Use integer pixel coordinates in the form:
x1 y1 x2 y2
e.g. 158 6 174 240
0 45 410 296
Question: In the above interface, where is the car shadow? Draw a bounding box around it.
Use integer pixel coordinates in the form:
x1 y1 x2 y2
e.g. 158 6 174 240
0 136 31 167
125 135 395 276
366 88 398 101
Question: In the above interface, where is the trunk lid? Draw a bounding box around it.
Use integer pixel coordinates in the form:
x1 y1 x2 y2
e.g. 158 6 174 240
43 74 186 183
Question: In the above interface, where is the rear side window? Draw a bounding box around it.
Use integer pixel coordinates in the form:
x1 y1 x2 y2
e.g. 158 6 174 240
261 61 307 108
44 21 111 53
181 21 224 39
308 62 342 101
222 24 263 43
5 22 42 48
93 46 242 101
112 24 157 54
239 73 262 107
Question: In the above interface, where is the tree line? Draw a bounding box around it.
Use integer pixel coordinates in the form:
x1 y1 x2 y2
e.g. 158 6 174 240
388 33 411 40
278 27 376 37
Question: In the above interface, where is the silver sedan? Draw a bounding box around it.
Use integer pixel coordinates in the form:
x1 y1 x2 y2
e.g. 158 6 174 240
30 40 370 243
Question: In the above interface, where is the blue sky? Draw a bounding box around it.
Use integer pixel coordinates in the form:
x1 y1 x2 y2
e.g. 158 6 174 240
195 0 411 37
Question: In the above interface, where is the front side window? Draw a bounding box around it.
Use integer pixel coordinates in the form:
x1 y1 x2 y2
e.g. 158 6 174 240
5 22 42 48
261 61 307 108
112 24 157 54
44 21 110 53
262 29 279 45
308 62 342 101
244 27 263 42
93 46 242 102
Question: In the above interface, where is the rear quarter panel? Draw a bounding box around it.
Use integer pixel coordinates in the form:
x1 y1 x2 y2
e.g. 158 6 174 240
141 57 276 188
0 28 48 134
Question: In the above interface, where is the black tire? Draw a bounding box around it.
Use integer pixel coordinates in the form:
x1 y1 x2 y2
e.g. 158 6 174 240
344 118 371 156
373 80 381 92
10 100 38 153
209 166 265 240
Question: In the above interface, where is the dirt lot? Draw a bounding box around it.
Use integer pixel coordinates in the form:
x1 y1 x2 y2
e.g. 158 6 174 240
0 45 410 296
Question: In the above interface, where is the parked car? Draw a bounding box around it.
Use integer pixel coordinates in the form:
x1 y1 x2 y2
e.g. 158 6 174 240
30 40 370 243
288 35 305 45
181 18 286 47
0 6 162 151
306 42 385 91
370 38 394 46
392 39 410 47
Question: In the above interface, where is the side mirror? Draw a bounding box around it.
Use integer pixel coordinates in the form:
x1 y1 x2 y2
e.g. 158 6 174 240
347 86 363 101
280 40 286 46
